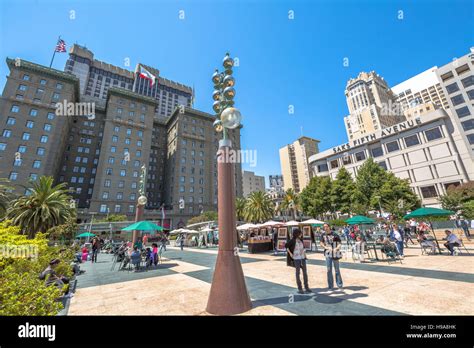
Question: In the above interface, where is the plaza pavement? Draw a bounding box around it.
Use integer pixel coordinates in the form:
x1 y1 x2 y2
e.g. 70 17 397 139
67 243 474 316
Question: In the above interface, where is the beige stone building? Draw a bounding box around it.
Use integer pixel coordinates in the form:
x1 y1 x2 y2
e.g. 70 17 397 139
279 136 319 193
344 71 404 141
242 170 265 197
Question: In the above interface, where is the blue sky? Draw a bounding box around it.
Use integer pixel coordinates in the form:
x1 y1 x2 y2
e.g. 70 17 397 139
0 0 473 187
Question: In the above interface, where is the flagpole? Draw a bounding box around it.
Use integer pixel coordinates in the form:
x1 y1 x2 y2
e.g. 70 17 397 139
49 36 60 68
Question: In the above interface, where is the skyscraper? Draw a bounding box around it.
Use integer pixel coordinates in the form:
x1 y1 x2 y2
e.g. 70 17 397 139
279 136 319 193
242 170 265 197
344 71 403 141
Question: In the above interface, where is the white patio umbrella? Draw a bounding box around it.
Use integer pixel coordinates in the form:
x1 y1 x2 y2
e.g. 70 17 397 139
285 220 301 226
237 223 257 230
260 220 284 227
301 218 325 225
200 227 214 232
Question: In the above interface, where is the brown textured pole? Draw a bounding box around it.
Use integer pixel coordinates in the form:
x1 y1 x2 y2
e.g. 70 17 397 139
132 203 144 245
206 141 252 315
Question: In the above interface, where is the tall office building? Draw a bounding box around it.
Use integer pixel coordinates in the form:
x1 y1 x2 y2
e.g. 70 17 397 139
279 136 319 193
242 170 265 197
268 174 284 192
344 71 403 141
64 44 193 117
392 67 449 113
0 48 243 227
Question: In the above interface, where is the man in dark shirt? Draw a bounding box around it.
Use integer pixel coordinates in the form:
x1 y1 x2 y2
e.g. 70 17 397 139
320 223 343 290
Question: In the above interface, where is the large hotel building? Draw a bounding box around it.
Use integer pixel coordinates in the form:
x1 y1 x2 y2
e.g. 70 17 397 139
0 45 243 227
310 48 474 207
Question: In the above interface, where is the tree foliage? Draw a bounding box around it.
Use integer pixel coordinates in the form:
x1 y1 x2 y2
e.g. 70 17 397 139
439 181 474 218
7 177 76 238
300 176 332 218
280 188 300 220
330 167 356 215
187 211 218 225
243 191 274 223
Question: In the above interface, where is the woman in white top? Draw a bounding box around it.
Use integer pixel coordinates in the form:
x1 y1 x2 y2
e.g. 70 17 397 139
286 229 311 294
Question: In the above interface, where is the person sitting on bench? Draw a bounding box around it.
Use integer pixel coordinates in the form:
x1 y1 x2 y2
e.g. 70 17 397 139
443 230 461 256
417 231 436 254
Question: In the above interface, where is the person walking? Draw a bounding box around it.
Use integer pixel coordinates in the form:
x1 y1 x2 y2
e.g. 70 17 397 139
180 234 185 251
91 237 100 263
286 229 311 294
320 223 343 290
460 218 471 240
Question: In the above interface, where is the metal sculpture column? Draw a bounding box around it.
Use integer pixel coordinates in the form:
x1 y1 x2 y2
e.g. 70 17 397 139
206 53 252 315
132 165 147 245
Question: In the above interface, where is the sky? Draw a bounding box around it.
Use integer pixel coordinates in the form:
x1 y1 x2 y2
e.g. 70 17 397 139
0 0 473 187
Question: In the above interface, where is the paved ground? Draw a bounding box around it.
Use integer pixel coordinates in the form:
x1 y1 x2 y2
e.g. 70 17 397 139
67 243 474 315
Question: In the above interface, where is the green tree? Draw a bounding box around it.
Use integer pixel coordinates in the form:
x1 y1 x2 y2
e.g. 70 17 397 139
330 167 356 215
187 211 218 225
376 173 420 219
235 197 246 222
280 188 300 220
6 176 76 238
243 191 274 223
46 220 78 243
355 158 387 210
439 181 474 217
299 176 332 219
97 214 128 223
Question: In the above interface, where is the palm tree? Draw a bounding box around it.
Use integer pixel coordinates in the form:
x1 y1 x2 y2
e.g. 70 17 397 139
235 197 247 222
280 188 299 220
243 191 274 223
0 178 14 219
6 176 76 238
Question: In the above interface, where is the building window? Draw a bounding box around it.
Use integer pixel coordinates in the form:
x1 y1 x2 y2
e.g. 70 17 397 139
30 173 38 181
461 75 474 88
371 147 383 158
108 156 115 164
386 141 400 153
450 94 465 106
461 119 474 131
378 161 387 170
420 185 438 199
118 180 124 188
13 158 22 166
120 170 126 177
467 89 474 100
37 147 45 156
100 204 107 213
404 134 420 147
355 151 366 161
30 109 38 117
9 172 18 181
40 135 48 143
11 105 20 113
40 79 47 85
22 132 30 140
445 82 459 94
104 180 111 187
0 143 6 151
56 83 63 90
114 205 121 213
18 145 26 153
32 160 41 168
44 124 52 132
47 112 55 120
330 159 339 169
117 192 123 200
424 127 443 141
23 74 30 81
466 134 474 145
102 192 109 199
6 117 15 125
111 146 116 153
112 135 118 142
455 106 470 118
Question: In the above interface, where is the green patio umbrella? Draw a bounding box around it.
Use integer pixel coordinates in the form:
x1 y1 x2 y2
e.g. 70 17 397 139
76 232 96 238
121 220 164 234
403 207 455 254
403 207 454 219
345 215 375 225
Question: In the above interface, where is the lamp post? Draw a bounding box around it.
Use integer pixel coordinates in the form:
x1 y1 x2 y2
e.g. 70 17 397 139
132 165 147 245
206 53 252 315
375 195 383 218
88 212 97 243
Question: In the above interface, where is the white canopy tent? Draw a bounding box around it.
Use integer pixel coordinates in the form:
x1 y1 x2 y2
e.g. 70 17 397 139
236 223 257 231
301 219 325 225
285 220 300 226
260 220 284 227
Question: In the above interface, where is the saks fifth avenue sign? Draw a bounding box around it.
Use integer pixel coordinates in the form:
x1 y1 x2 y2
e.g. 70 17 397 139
333 118 422 154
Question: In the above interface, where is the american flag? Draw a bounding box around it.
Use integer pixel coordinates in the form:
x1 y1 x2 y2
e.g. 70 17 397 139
55 39 66 53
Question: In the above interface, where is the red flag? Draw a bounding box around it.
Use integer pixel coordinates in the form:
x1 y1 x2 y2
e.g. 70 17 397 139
55 39 66 53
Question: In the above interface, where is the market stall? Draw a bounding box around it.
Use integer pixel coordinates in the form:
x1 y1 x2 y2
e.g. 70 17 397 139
247 225 272 253
300 219 325 251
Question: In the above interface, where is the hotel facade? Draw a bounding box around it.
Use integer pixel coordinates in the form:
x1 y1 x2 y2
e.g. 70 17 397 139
0 46 243 228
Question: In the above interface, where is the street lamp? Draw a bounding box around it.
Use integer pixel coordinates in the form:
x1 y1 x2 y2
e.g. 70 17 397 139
206 53 252 315
374 195 383 218
132 165 147 245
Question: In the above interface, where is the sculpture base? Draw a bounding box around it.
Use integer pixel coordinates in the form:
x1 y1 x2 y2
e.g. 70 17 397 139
206 250 252 315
